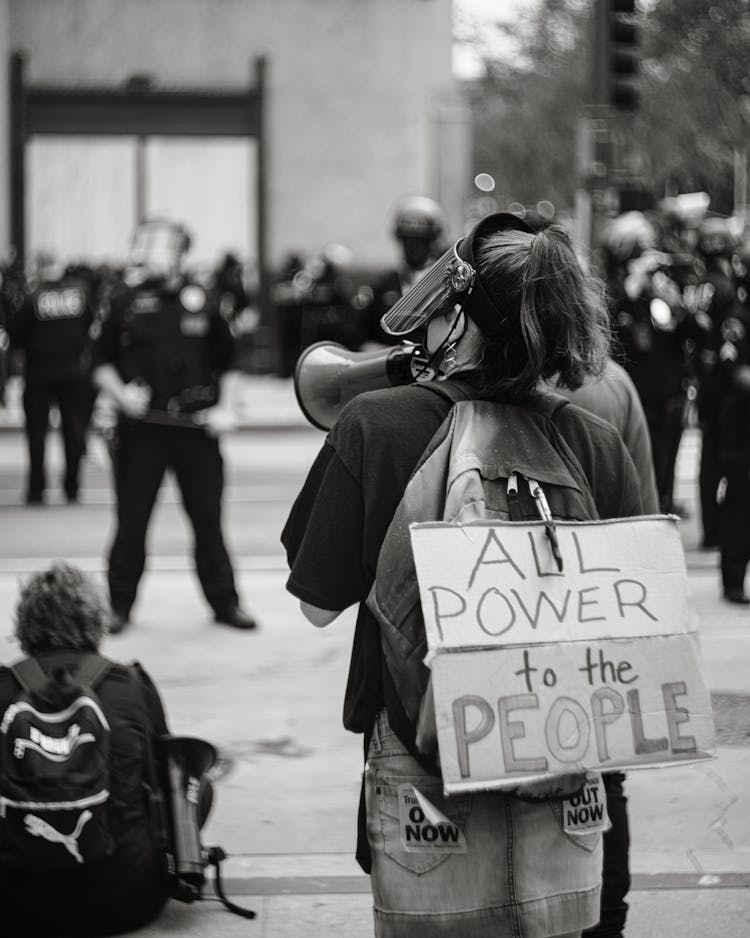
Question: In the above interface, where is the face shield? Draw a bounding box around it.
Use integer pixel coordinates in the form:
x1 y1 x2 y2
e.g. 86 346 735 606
130 221 188 279
379 212 535 340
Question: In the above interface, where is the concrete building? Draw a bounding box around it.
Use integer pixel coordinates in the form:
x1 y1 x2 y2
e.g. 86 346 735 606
0 0 471 278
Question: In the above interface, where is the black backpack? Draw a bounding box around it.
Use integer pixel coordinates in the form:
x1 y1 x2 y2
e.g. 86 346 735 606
0 654 115 869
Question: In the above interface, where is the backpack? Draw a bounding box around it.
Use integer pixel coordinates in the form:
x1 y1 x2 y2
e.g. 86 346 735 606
366 382 600 770
0 654 115 870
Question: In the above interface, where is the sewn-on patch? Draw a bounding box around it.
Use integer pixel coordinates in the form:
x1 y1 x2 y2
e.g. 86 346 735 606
132 293 160 314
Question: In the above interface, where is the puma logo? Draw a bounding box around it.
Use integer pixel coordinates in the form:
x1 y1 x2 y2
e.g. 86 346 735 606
24 810 92 863
14 724 95 761
38 724 91 755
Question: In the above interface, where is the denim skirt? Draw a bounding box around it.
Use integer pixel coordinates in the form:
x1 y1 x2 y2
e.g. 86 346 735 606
365 709 602 938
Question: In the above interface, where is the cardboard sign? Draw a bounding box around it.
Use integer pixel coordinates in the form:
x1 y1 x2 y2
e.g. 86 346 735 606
410 517 696 653
410 517 716 793
431 635 715 792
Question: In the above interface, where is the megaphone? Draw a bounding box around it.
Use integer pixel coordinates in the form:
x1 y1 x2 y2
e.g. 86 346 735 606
159 734 217 892
156 734 256 919
293 341 431 430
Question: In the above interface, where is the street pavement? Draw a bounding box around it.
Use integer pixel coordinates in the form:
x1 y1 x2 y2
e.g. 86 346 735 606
0 374 748 936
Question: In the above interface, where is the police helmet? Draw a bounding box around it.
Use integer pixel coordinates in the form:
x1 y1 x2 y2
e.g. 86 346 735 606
603 211 657 262
303 243 353 283
391 195 446 243
130 218 192 277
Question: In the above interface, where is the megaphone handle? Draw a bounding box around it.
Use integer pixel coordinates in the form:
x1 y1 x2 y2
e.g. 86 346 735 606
206 846 256 920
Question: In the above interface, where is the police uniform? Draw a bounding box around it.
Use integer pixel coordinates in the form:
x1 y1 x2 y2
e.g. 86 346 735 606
9 270 93 503
689 260 738 547
715 299 750 601
614 288 690 515
0 287 9 407
92 271 243 624
298 259 363 352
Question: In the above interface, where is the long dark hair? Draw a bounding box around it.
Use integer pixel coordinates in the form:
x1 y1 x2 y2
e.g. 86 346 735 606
471 224 610 399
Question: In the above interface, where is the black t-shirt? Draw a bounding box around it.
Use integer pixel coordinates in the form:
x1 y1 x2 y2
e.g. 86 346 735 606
282 383 644 736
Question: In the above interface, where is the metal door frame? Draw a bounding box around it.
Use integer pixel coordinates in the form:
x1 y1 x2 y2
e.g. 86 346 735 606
8 51 273 367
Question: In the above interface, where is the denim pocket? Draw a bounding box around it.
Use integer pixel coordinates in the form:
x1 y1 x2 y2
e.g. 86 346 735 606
548 800 603 853
367 769 471 875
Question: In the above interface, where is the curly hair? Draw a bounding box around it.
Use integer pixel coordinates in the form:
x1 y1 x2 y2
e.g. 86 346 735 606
472 224 611 400
14 562 108 654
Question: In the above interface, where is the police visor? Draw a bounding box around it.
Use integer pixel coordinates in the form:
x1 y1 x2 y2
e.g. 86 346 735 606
379 212 535 340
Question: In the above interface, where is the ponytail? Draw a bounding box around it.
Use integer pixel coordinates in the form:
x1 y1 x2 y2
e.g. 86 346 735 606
473 225 610 399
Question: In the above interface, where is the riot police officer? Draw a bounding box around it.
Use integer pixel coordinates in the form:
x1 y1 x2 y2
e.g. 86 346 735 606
604 212 695 515
8 259 94 504
689 216 740 549
366 195 447 347
296 243 362 351
91 218 257 633
0 271 9 409
714 285 750 604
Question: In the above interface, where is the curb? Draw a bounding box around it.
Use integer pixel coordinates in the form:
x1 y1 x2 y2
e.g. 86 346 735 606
213 871 750 897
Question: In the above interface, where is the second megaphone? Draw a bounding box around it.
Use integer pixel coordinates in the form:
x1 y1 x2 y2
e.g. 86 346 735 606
293 341 430 430
159 734 217 893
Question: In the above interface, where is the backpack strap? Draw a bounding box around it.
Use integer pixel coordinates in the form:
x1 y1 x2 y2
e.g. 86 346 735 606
74 653 112 689
526 388 571 420
421 381 571 418
417 377 477 406
10 657 49 693
127 662 171 854
11 653 112 693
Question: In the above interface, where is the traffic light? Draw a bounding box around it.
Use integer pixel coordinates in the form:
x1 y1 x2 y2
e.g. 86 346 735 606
607 0 640 110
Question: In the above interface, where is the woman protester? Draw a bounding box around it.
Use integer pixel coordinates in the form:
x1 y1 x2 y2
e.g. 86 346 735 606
282 213 644 938
0 562 173 937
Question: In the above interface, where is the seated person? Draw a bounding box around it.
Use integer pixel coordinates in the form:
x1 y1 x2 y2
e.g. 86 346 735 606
0 562 195 937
